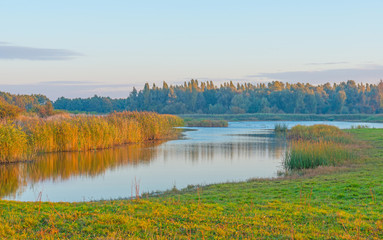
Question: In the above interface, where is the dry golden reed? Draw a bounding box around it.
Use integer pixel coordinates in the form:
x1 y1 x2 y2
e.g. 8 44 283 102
288 124 353 143
0 111 183 163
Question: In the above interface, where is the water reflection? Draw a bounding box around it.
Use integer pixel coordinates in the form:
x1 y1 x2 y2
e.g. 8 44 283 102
0 165 26 199
0 142 162 198
0 131 285 200
162 139 286 163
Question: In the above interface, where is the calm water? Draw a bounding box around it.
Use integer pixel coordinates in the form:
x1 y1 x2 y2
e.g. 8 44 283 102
2 121 383 202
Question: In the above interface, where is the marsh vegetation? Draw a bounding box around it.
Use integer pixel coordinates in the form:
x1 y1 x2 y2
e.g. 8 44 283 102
274 123 288 134
0 111 183 163
184 119 228 127
284 125 357 170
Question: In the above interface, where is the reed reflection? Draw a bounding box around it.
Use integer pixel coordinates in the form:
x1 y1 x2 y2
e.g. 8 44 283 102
1 130 287 201
0 142 161 198
0 165 26 199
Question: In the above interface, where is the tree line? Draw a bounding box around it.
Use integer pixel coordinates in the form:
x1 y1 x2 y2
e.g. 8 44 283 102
0 92 54 118
53 80 383 114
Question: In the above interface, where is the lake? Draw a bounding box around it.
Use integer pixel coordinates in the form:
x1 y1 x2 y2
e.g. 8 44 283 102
1 121 383 202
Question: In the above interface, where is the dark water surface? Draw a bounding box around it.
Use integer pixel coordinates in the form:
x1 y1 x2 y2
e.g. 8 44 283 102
2 121 383 202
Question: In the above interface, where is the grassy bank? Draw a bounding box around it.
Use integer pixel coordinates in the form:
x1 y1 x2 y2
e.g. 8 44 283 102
179 113 383 122
0 112 183 163
184 119 228 127
0 128 382 239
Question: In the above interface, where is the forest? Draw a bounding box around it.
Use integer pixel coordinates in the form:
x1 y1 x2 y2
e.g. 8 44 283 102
53 80 383 114
0 91 54 118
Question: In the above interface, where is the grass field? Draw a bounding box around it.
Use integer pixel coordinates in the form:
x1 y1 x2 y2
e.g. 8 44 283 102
0 128 382 239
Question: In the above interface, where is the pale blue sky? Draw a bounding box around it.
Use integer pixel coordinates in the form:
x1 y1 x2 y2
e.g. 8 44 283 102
1 0 383 99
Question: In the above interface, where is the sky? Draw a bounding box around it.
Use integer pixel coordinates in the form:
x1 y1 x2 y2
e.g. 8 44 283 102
1 0 383 100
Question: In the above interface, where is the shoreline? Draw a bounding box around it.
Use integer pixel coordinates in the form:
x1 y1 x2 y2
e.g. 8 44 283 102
178 113 383 123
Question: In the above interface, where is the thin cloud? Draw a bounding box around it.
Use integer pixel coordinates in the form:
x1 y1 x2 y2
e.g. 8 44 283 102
85 86 134 93
306 61 349 66
247 65 383 84
41 81 98 85
0 43 82 60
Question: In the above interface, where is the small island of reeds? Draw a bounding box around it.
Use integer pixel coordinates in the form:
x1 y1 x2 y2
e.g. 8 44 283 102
274 123 288 134
284 124 356 170
184 119 228 127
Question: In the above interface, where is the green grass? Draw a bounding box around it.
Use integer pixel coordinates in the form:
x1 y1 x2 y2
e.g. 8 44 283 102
184 119 228 127
1 128 383 239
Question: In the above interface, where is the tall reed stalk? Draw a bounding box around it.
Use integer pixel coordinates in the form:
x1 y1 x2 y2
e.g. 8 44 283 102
287 124 353 143
284 125 356 170
0 111 183 163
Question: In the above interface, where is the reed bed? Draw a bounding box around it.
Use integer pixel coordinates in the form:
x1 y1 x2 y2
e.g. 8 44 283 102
274 123 288 134
284 125 356 170
284 140 355 170
288 124 353 144
185 119 228 127
0 111 183 163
